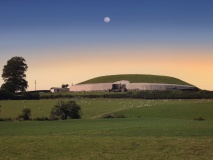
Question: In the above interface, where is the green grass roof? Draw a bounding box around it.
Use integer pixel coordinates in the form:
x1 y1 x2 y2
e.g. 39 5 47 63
78 74 192 85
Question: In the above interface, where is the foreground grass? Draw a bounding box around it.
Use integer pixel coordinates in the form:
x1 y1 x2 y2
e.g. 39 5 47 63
1 118 213 160
1 118 213 137
1 135 212 160
0 99 213 159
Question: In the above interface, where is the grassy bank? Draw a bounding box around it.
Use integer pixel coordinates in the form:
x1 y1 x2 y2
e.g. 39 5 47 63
0 99 213 159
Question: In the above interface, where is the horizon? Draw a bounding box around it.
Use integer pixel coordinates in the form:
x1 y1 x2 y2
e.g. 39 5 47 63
0 0 213 91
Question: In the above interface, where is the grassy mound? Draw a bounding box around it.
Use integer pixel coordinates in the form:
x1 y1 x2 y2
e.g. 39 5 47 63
78 74 191 85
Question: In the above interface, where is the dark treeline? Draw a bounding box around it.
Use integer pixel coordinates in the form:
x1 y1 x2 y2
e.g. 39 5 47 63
0 89 40 100
1 90 213 100
40 90 213 99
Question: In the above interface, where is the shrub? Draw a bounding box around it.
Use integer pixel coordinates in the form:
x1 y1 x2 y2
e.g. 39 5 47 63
101 114 126 118
17 108 31 120
50 101 82 120
115 114 126 118
0 89 15 100
194 117 205 121
33 117 49 121
22 92 40 99
0 117 13 121
102 114 115 118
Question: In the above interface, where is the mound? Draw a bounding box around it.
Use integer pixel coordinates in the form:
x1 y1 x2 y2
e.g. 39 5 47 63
70 74 197 92
78 74 191 85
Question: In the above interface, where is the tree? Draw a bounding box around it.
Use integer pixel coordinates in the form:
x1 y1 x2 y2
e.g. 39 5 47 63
61 84 69 88
17 108 31 120
1 82 16 94
1 57 28 93
0 88 14 100
50 101 82 120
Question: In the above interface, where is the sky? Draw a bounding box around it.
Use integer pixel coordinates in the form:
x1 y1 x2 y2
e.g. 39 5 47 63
0 0 213 91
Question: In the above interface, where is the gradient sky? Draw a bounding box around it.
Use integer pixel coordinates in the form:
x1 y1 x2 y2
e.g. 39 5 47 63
0 0 213 90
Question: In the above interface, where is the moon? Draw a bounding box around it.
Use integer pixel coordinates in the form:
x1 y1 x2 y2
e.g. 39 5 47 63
104 17 110 23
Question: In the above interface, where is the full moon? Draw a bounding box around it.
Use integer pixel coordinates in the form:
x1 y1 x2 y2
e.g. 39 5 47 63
104 17 110 23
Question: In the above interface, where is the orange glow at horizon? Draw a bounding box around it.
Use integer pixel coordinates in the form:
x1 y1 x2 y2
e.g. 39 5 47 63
21 46 213 91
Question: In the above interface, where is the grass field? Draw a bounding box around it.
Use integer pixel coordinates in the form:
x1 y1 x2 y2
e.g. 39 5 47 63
78 74 191 85
0 99 213 159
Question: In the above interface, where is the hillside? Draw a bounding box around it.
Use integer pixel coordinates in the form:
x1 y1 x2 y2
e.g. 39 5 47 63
78 74 192 85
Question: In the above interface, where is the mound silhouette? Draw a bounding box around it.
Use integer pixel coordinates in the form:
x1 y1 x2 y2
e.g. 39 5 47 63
79 74 192 86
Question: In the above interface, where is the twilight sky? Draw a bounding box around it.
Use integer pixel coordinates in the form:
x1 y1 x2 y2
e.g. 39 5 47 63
0 0 213 90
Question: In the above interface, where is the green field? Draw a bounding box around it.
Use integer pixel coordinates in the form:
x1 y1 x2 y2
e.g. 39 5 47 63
79 74 191 85
0 99 213 159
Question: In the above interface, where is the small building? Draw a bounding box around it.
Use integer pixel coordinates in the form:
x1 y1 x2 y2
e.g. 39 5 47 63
50 87 69 93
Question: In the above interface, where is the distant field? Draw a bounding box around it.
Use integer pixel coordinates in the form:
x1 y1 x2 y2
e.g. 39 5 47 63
79 74 191 85
0 99 213 159
1 99 213 119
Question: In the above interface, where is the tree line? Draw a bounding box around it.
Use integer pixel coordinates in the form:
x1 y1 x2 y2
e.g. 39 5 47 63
40 90 213 99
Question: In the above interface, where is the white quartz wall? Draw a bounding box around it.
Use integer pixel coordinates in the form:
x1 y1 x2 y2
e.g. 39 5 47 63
70 83 112 92
126 83 195 90
70 82 195 92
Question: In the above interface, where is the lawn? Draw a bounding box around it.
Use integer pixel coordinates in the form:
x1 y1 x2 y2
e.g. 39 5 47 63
0 99 213 159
